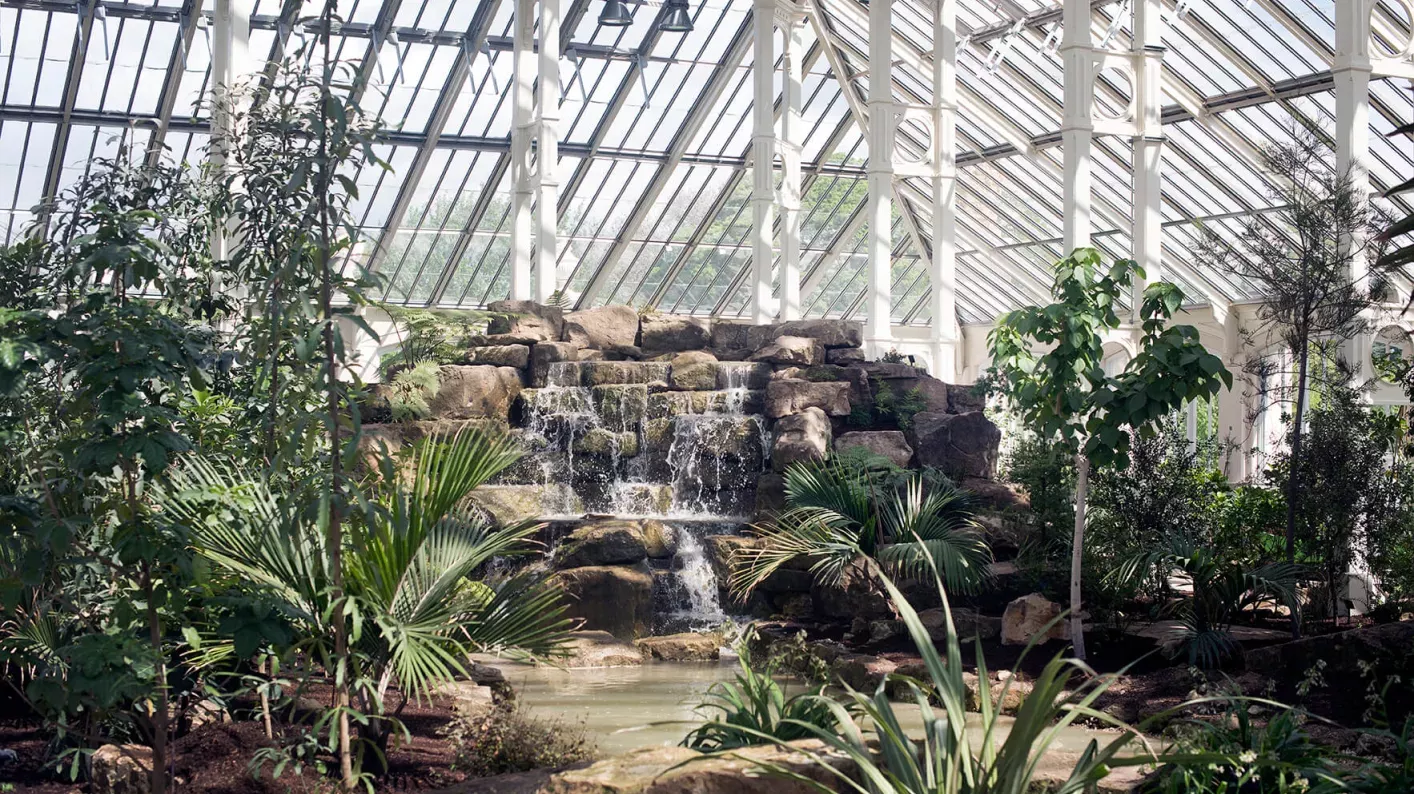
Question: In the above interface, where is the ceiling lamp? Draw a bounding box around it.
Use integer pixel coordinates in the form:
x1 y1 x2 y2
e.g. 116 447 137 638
660 0 693 32
599 0 634 27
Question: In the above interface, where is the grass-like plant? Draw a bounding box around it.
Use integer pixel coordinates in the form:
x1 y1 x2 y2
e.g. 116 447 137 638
682 641 847 753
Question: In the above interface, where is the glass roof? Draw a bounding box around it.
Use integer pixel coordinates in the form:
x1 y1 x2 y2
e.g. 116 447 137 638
2 0 1412 325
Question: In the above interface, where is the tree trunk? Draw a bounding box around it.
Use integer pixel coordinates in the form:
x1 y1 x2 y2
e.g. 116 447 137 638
1070 453 1090 661
145 571 168 794
1284 339 1310 640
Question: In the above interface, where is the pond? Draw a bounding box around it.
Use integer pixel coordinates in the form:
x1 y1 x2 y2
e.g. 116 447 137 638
500 660 1147 759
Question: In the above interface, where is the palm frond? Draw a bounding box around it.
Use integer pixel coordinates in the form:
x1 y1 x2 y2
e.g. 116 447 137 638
781 459 872 529
878 478 991 593
730 514 862 597
462 573 571 660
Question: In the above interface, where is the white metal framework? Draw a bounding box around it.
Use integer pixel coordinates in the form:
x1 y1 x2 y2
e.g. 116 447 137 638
2 0 1412 341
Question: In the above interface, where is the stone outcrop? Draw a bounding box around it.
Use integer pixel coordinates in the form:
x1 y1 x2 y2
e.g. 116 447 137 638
486 299 565 342
464 344 531 369
559 630 646 667
640 314 710 352
907 410 1002 480
834 430 913 468
746 319 864 350
554 521 650 568
553 563 655 639
765 380 851 419
636 632 723 661
91 744 153 794
669 350 718 391
474 484 583 525
1243 620 1414 685
562 305 640 349
427 365 523 420
530 340 580 387
1001 593 1069 646
772 407 832 471
751 335 825 366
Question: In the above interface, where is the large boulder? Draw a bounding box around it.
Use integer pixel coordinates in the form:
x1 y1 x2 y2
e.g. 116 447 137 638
747 319 864 350
670 350 719 391
637 632 723 661
827 347 867 366
1244 620 1414 686
553 563 655 639
907 410 1002 480
464 344 531 369
717 361 773 390
772 407 832 472
948 383 985 414
591 384 648 432
812 560 891 621
473 483 582 525
562 305 640 349
486 299 564 342
1001 593 1069 646
751 335 824 367
640 314 711 352
91 744 152 794
580 361 671 386
918 606 1002 642
427 365 523 420
555 521 649 568
765 380 851 419
709 321 751 354
835 431 914 468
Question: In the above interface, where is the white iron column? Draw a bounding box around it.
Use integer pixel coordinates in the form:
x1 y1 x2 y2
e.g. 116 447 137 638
751 0 777 324
535 0 561 302
865 0 895 353
509 0 535 300
929 0 958 380
1061 0 1093 253
1336 0 1374 382
1131 0 1163 319
779 5 805 321
1217 309 1249 482
210 0 252 264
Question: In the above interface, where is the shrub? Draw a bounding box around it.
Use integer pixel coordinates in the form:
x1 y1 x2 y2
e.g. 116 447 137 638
443 702 597 777
1147 699 1336 793
761 630 832 686
682 645 845 752
871 380 928 431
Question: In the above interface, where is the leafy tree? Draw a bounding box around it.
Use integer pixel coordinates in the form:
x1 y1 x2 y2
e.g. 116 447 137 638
1194 135 1391 630
986 248 1231 658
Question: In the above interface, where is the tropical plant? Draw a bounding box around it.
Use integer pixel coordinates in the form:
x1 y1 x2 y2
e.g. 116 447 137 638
1110 534 1301 668
727 549 1179 794
986 248 1231 658
682 643 845 752
384 361 442 422
1195 135 1392 636
730 456 990 601
376 306 489 379
443 701 597 778
158 428 571 772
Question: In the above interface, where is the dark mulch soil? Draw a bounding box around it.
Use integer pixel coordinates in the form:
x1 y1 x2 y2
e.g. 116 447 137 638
0 692 466 794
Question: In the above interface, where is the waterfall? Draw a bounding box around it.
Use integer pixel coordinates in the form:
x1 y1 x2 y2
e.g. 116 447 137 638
662 522 728 631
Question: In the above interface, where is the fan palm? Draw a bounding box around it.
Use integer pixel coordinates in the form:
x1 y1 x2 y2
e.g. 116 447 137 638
1111 534 1301 668
730 457 991 600
159 428 569 737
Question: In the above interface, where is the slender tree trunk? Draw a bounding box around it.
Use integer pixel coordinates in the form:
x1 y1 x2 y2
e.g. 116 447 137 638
144 566 168 794
314 3 354 787
1284 339 1310 639
1070 453 1090 661
259 656 273 739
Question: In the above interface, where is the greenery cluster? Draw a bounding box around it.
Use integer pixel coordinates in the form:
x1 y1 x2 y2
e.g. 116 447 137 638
682 642 845 752
443 702 596 778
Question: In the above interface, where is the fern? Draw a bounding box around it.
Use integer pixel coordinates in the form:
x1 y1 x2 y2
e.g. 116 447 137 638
387 361 442 421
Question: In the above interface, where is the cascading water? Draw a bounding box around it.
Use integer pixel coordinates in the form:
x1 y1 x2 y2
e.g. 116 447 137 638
516 358 770 624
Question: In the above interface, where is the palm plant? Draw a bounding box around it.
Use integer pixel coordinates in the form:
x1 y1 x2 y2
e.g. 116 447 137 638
730 457 991 600
1111 533 1301 668
159 427 569 765
682 642 845 753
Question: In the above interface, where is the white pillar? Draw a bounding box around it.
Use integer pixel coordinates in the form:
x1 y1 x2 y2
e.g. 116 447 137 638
535 0 561 303
1131 0 1163 321
865 0 894 353
509 0 535 300
1061 0 1093 253
779 7 804 321
1218 309 1249 482
751 0 777 325
1335 0 1374 382
210 0 252 265
929 0 958 381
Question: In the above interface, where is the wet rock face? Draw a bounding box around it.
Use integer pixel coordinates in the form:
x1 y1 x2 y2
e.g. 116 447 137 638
552 562 655 639
554 521 650 568
669 350 718 391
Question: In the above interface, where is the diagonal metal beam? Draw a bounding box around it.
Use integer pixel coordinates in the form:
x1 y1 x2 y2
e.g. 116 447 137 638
574 10 755 308
36 0 100 231
145 0 206 170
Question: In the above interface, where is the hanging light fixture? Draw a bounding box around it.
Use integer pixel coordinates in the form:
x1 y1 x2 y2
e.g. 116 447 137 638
599 0 634 27
659 0 693 32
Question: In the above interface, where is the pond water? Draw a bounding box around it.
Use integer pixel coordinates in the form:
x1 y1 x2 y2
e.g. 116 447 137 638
499 661 1145 759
